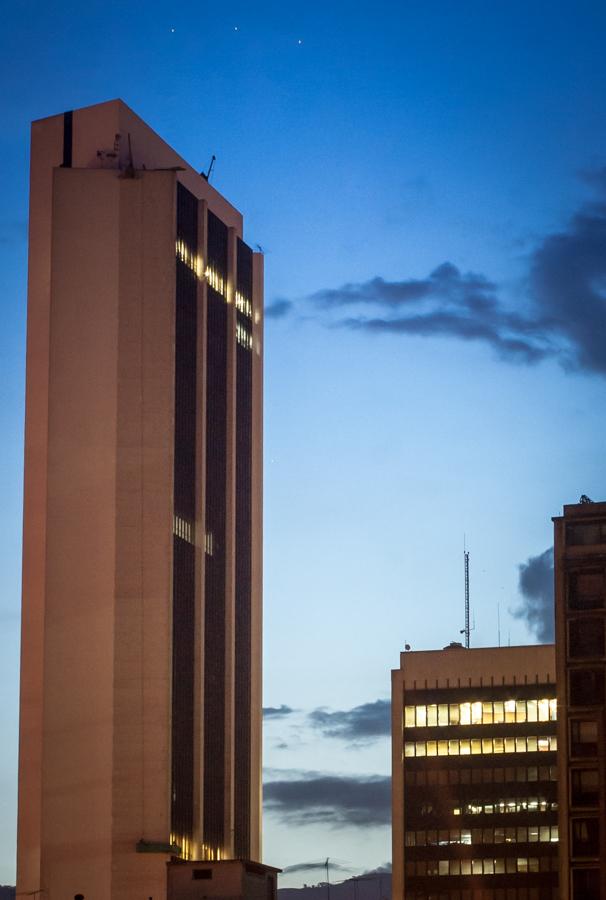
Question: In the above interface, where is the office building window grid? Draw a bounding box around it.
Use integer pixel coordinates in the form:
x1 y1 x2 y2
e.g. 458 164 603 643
402 681 558 900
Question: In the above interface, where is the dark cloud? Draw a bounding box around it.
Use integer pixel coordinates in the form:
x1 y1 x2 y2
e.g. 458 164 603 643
308 700 390 742
513 548 554 642
312 261 555 365
265 299 293 319
529 198 606 374
264 771 391 827
263 704 294 718
298 172 606 374
282 862 352 875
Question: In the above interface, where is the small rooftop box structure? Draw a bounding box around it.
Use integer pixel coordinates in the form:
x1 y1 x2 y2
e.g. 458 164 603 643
167 859 281 900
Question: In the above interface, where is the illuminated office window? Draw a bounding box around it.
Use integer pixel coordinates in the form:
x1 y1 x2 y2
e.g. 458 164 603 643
404 698 557 728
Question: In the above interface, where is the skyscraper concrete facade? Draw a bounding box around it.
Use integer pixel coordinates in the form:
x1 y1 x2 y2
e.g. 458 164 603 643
17 100 263 900
553 500 606 900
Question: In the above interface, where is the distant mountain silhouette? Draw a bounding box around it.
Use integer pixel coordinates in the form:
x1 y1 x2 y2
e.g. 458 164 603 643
279 872 391 900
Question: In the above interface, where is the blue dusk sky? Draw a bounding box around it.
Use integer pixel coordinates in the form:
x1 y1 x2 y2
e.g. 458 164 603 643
1 0 606 887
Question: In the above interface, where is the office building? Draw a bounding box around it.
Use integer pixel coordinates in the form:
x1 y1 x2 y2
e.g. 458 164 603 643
392 645 559 900
553 500 606 900
17 100 263 900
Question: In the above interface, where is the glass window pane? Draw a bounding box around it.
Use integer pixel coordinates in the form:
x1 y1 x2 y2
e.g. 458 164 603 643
415 741 426 756
493 738 504 754
516 700 527 722
483 702 493 724
448 740 459 755
471 739 481 755
538 699 549 721
493 701 504 723
416 706 427 727
460 702 471 725
449 703 460 725
505 738 515 753
527 700 538 722
404 706 415 727
404 742 415 757
472 859 483 875
438 704 448 726
426 741 437 756
427 705 438 726
471 701 482 724
505 700 516 722
460 740 470 755
438 740 448 756
482 738 493 753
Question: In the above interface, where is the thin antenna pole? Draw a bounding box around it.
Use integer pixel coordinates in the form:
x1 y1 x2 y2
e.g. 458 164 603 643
464 550 470 649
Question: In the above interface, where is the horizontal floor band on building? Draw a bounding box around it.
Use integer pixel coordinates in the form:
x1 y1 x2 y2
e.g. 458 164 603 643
406 855 558 876
404 736 557 758
405 764 557 786
405 825 558 846
405 699 556 728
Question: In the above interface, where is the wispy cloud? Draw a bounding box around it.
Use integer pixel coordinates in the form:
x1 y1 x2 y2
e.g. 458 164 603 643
264 770 391 827
265 299 293 320
282 862 353 875
263 704 295 718
308 699 390 743
270 170 606 375
512 548 554 642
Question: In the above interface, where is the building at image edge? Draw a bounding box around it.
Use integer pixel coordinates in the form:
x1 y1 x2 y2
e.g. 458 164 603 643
554 500 606 900
17 99 263 900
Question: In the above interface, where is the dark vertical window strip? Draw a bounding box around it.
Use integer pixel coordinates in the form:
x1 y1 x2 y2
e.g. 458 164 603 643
61 110 73 168
234 239 254 858
171 537 195 844
203 285 228 851
171 183 198 848
207 211 228 276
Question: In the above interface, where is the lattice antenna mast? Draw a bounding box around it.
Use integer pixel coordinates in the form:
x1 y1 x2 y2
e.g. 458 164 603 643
464 549 470 649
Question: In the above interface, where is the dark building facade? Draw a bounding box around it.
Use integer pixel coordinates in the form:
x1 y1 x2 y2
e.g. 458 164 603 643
554 500 606 900
392 645 559 900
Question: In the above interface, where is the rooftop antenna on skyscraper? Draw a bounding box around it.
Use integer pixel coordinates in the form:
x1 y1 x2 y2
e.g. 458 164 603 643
459 539 471 649
201 154 216 182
